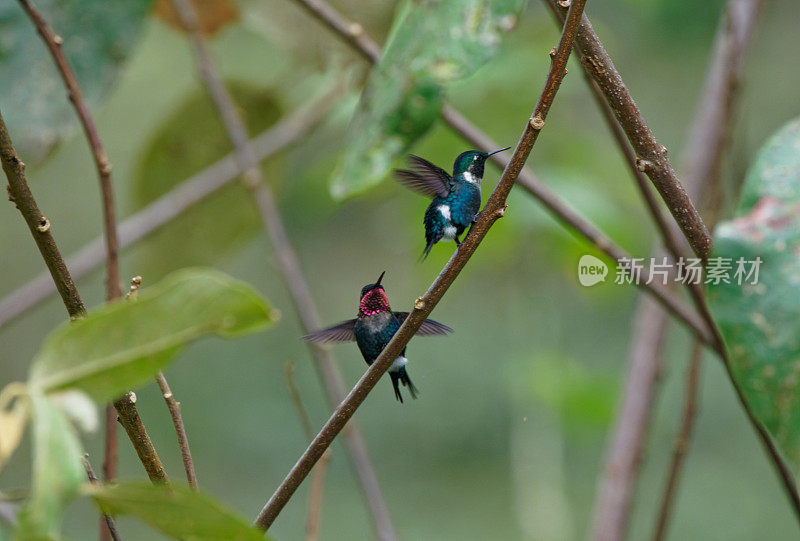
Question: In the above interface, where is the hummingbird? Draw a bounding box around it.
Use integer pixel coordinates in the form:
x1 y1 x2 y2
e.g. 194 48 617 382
303 272 452 403
393 147 510 260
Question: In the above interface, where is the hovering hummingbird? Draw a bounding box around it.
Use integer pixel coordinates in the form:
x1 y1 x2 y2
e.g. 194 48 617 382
394 147 510 260
303 272 452 403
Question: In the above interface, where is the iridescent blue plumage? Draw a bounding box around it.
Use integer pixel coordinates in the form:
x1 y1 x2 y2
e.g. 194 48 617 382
394 148 510 260
302 272 453 402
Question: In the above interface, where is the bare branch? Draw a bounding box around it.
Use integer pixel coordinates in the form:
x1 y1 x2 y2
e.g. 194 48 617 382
83 454 122 541
253 0 589 530
284 363 331 541
573 1 796 537
168 0 398 538
653 340 703 541
290 0 715 349
0 106 170 497
155 372 197 488
17 0 122 301
546 0 712 259
0 108 85 319
114 392 168 484
0 93 336 328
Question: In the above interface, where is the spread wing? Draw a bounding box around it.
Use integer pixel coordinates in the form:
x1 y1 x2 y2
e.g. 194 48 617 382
302 320 357 343
394 312 453 336
392 155 451 198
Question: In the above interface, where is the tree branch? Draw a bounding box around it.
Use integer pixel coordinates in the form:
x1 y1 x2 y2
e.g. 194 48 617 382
0 105 170 495
284 363 331 541
290 0 715 349
168 0 397 538
114 392 168 484
155 372 197 488
83 454 122 541
252 0 589 530
0 92 336 328
546 0 712 260
0 108 85 319
567 1 797 537
653 340 702 541
17 0 122 302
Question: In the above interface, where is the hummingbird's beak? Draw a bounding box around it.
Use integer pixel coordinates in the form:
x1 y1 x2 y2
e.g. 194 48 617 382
374 271 386 288
487 146 511 157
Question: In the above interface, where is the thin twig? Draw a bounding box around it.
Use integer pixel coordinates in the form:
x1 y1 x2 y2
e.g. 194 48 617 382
562 1 790 537
0 108 85 319
546 0 712 260
168 0 398 538
439 107 715 348
83 454 122 541
15 5 125 535
155 372 197 488
0 105 170 494
285 363 331 541
114 392 168 484
653 340 703 541
253 0 589 530
0 93 336 328
16 0 122 302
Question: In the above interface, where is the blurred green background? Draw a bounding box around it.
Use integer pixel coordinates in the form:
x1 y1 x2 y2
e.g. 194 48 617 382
1 0 799 539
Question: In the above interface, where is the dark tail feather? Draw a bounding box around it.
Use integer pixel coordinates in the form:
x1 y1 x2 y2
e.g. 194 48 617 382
399 367 418 400
390 372 404 403
419 240 435 262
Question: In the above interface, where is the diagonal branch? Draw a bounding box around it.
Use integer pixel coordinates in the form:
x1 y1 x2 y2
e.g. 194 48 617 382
289 0 715 349
546 0 712 260
0 107 169 491
168 0 396 538
1 108 85 320
253 0 589 530
0 94 335 328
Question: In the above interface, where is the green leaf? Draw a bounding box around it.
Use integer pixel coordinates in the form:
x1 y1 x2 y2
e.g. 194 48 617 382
28 268 278 403
133 84 283 279
14 391 84 541
708 117 800 473
84 482 268 541
0 0 152 159
330 0 522 199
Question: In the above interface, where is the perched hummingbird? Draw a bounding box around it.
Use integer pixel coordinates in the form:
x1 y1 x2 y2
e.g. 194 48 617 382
393 147 510 260
303 272 452 403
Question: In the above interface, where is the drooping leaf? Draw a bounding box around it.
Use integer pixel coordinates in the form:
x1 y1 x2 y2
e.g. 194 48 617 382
330 0 523 199
708 117 800 472
28 268 278 403
14 391 84 541
85 482 268 541
0 0 152 159
133 84 283 279
0 384 29 473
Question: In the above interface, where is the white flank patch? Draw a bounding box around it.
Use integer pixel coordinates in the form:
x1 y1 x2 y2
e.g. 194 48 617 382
437 204 452 221
443 225 457 240
463 171 479 185
389 356 408 373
